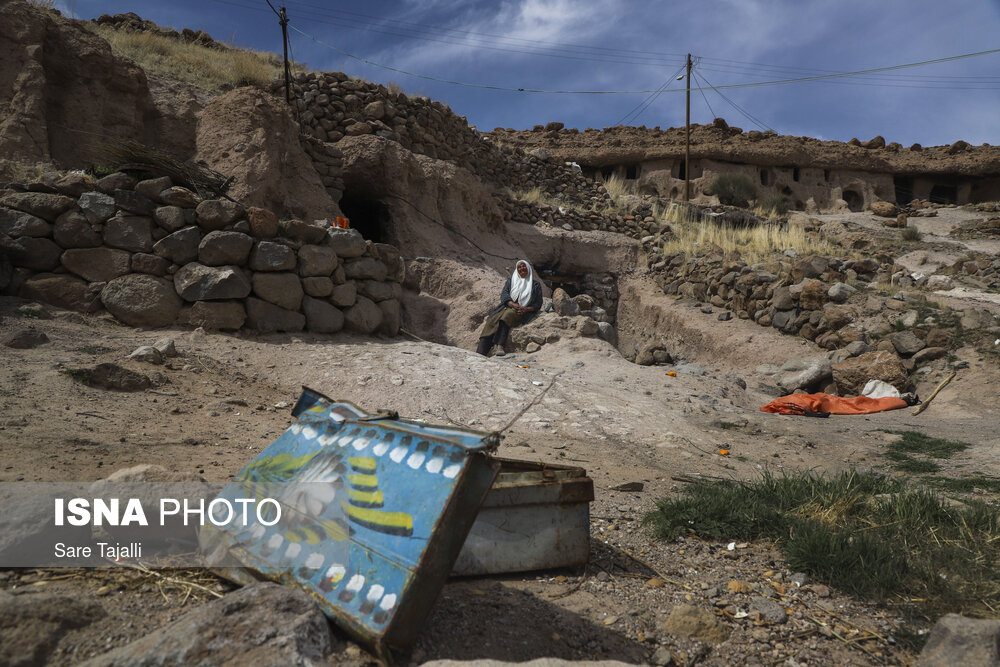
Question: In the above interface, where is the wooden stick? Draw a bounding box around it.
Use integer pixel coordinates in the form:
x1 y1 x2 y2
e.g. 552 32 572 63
912 371 956 416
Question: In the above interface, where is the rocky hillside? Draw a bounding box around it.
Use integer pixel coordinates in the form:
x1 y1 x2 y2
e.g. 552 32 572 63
488 121 1000 175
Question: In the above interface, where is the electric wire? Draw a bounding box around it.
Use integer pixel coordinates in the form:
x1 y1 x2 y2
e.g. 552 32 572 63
692 65 718 122
282 0 690 61
695 71 774 133
616 63 687 126
282 20 1000 95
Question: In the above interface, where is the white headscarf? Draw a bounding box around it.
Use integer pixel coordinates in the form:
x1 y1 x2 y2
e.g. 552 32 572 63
509 259 534 307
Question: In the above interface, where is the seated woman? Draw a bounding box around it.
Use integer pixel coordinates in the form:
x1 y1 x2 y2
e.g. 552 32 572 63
476 259 543 356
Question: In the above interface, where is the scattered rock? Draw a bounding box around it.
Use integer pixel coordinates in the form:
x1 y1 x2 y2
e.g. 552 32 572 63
128 345 163 364
916 614 1000 667
662 605 730 644
83 363 152 391
0 591 106 667
79 583 335 667
2 329 49 349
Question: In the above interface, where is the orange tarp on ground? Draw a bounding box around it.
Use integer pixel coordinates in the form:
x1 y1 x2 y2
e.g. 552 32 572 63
761 393 908 416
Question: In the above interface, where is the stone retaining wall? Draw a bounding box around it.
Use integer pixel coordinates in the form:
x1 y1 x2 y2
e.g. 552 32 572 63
0 171 403 335
269 73 612 212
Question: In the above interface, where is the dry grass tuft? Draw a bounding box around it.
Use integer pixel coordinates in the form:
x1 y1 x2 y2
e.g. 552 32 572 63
601 173 635 200
661 219 836 264
89 24 285 91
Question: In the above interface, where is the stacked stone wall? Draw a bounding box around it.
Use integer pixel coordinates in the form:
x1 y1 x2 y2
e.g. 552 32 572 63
0 172 403 335
269 73 612 213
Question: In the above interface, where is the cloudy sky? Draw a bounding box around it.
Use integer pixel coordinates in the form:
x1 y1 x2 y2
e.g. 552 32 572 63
65 0 1000 146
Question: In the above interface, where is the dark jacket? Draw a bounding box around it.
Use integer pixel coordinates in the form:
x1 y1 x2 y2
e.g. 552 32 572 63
489 277 543 325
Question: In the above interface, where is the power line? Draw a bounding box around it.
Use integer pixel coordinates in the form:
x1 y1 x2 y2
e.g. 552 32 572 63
616 63 687 126
692 66 717 121
280 0 690 63
695 71 774 133
285 21 1000 96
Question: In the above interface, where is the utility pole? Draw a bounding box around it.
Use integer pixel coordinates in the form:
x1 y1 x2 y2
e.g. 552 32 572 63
684 53 692 202
279 7 291 103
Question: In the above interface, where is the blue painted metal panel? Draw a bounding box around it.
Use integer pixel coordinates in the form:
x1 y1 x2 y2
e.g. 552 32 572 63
202 387 500 652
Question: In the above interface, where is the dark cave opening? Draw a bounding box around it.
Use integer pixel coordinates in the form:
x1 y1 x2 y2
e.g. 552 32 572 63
339 194 392 244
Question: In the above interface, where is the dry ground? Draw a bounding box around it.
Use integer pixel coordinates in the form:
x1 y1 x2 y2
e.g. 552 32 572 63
2 256 998 665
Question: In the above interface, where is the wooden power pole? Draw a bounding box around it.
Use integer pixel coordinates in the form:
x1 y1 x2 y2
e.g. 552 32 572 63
684 53 692 202
280 7 291 103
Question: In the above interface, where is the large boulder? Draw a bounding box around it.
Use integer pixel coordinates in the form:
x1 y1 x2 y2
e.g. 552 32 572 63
78 583 334 667
152 205 191 232
198 230 253 266
0 192 76 222
53 209 102 248
19 273 101 312
153 226 202 265
195 199 244 230
302 296 344 333
249 241 296 272
344 257 388 281
101 274 182 327
103 214 154 252
3 235 62 270
61 247 131 282
78 192 117 224
245 297 305 332
195 88 342 221
252 272 303 311
173 263 251 301
0 206 51 237
832 350 909 395
891 330 926 357
325 227 367 258
775 357 832 392
344 295 383 333
329 281 357 307
298 244 337 276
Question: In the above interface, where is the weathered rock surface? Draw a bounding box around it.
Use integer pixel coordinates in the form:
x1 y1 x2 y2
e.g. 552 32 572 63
344 295 383 333
0 590 106 667
916 614 1000 667
832 350 909 394
79 583 334 667
173 263 251 301
198 230 253 266
302 296 344 333
19 273 100 312
245 297 305 332
195 87 342 221
100 274 182 327
252 272 304 311
61 247 131 282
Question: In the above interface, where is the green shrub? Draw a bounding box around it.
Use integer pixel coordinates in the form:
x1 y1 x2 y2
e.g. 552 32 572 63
706 173 756 208
759 193 790 216
901 225 922 241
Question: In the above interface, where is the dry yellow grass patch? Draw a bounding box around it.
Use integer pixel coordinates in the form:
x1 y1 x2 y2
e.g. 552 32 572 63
661 219 836 264
89 25 286 91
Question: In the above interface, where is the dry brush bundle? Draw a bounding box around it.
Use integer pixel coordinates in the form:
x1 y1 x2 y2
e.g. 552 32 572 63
90 139 236 200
